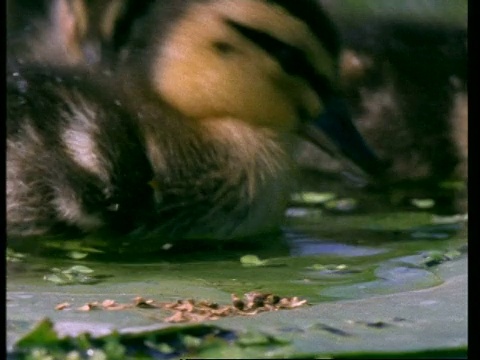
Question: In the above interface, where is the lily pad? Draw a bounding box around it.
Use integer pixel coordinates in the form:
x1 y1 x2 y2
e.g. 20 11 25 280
7 208 467 358
213 257 467 357
9 256 467 358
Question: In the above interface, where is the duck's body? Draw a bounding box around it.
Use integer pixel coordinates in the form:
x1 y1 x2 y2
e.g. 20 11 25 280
7 0 382 247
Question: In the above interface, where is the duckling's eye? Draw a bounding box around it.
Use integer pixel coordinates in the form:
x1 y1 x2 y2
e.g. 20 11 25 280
212 41 237 54
225 19 334 100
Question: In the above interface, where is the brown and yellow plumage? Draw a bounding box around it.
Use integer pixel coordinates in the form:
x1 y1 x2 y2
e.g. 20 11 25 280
7 0 382 247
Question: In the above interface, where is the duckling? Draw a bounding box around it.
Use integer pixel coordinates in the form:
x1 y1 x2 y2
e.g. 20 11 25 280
7 0 132 68
8 0 89 67
296 12 468 213
7 0 384 247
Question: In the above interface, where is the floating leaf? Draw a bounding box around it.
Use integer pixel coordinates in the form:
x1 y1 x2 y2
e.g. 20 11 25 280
14 319 60 348
182 334 203 348
443 250 462 260
308 264 349 272
411 198 435 209
240 255 269 267
325 198 358 212
63 265 94 274
285 207 323 218
439 180 467 190
432 214 468 224
290 192 336 205
6 248 26 263
43 274 73 285
309 264 328 271
236 332 290 347
67 251 88 260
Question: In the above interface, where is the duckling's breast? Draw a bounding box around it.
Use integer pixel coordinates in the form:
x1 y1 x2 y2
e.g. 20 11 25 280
140 117 295 240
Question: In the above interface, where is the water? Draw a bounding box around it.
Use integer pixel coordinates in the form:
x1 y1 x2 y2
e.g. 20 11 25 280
7 208 467 304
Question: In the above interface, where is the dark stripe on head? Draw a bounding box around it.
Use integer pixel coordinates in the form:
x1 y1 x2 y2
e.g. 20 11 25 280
265 0 341 58
226 20 334 101
111 0 195 71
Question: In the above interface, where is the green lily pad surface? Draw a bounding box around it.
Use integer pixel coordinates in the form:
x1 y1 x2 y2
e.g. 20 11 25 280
7 208 467 358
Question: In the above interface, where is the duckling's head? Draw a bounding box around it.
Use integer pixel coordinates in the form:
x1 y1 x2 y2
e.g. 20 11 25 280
118 0 383 176
7 0 108 66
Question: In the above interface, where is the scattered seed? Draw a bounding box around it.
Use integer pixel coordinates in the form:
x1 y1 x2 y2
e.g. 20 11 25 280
56 291 308 323
134 297 158 309
55 302 71 310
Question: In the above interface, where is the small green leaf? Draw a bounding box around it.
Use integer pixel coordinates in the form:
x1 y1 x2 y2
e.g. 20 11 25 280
308 264 348 272
88 349 107 360
145 341 175 354
439 180 466 190
237 332 290 347
43 274 71 285
240 255 269 267
309 264 328 271
411 198 435 209
421 251 446 267
182 335 203 348
63 266 94 274
6 248 26 262
67 251 88 260
15 319 59 348
443 250 461 260
291 192 336 205
432 214 467 224
325 198 358 212
102 336 126 360
65 351 82 360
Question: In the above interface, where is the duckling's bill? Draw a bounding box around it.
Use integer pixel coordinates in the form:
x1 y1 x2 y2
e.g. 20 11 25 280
300 97 384 180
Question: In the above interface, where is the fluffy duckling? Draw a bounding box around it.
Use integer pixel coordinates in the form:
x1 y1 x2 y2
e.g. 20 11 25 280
7 0 383 246
296 14 467 213
8 0 90 66
7 0 131 68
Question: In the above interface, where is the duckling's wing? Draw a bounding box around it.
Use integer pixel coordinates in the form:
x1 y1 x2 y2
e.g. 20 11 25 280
7 67 155 238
